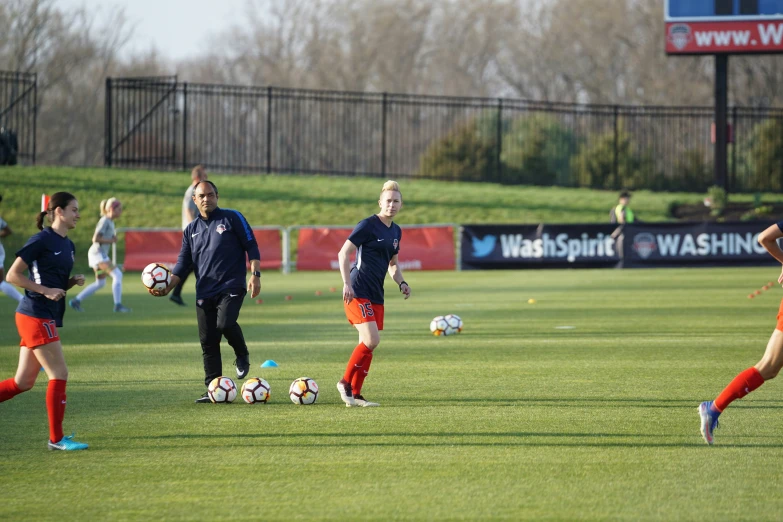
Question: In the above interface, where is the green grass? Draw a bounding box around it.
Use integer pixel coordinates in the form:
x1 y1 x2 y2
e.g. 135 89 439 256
0 165 738 273
3 268 783 520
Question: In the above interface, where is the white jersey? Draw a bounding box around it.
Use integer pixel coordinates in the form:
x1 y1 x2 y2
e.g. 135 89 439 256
87 216 115 266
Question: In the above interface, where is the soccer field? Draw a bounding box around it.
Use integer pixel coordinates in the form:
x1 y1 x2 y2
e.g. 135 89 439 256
2 267 783 520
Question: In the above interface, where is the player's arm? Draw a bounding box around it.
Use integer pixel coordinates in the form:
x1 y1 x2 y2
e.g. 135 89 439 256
0 224 11 238
248 258 261 298
388 255 410 299
6 257 66 301
758 225 783 279
338 240 357 304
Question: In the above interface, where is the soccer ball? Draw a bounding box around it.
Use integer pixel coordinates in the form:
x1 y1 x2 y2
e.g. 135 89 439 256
241 377 271 404
207 376 237 403
444 314 463 335
289 377 319 405
141 262 171 291
430 315 449 336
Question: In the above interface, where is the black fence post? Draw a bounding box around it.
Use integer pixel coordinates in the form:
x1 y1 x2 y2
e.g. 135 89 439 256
105 77 112 167
182 82 188 171
266 86 272 174
381 92 388 177
496 98 503 183
32 72 37 165
613 105 619 189
730 105 737 192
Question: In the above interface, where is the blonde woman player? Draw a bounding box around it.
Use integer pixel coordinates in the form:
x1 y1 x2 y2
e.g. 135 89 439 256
0 191 89 450
69 197 130 313
336 180 411 407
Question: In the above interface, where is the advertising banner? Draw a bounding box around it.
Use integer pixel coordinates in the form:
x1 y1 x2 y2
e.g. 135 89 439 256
461 224 620 270
622 221 777 267
666 21 783 54
295 225 455 271
122 228 283 271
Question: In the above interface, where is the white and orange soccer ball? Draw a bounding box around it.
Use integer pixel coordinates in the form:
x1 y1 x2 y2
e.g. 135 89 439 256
430 314 463 336
289 377 319 405
208 376 237 403
444 314 463 335
241 377 271 404
141 262 171 291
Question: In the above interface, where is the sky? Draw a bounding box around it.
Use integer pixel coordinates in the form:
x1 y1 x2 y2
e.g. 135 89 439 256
53 0 252 61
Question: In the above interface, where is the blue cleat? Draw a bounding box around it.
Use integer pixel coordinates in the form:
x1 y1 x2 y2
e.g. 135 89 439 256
68 299 83 312
698 401 720 445
48 433 89 451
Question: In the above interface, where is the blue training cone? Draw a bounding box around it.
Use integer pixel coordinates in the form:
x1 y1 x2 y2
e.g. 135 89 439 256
260 360 279 368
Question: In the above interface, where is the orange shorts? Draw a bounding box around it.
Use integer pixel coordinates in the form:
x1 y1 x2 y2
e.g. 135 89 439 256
16 313 60 349
344 298 384 330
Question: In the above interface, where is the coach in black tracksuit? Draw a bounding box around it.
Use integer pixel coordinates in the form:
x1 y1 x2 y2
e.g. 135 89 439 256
152 180 262 403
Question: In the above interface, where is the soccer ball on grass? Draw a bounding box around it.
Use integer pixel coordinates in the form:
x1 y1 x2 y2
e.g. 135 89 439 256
241 377 271 404
208 376 237 403
289 377 319 405
430 314 463 336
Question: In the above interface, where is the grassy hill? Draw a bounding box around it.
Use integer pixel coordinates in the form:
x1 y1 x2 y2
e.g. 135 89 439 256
0 165 770 272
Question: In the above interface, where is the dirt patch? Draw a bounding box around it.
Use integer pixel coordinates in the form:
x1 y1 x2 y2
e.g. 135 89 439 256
671 202 783 222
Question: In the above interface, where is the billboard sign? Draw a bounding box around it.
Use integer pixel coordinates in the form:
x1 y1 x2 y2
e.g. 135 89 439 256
666 0 783 54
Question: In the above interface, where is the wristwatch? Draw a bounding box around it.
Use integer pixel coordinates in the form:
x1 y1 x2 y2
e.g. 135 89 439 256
251 270 261 278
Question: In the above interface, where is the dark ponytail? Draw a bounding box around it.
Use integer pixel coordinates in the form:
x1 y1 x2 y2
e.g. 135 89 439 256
37 191 76 230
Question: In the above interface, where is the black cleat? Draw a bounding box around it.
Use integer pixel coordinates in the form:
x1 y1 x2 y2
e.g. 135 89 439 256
170 295 186 306
234 355 250 380
195 392 211 404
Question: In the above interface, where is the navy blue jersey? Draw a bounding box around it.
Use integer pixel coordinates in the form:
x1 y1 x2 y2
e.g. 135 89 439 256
348 215 402 305
172 207 261 299
15 228 75 326
777 221 783 233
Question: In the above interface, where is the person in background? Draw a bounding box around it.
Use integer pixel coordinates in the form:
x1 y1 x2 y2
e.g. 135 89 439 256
610 190 635 224
69 198 130 313
0 194 23 303
0 191 88 451
170 165 208 306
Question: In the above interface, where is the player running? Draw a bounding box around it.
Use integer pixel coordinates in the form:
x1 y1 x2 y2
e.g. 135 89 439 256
698 221 783 444
69 197 130 313
336 180 411 407
0 194 23 303
0 192 88 450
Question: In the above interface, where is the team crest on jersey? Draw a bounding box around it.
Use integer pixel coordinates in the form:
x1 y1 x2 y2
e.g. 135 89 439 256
216 224 227 235
393 238 398 249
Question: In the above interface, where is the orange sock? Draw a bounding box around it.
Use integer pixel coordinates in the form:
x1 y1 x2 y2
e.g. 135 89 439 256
351 351 373 396
343 343 371 384
713 367 764 412
0 378 23 402
46 379 67 443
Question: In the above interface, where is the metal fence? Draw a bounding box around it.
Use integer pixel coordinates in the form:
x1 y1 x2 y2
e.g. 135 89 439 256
105 76 783 192
0 71 36 164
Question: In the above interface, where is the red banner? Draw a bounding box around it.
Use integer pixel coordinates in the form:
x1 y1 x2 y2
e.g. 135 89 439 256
666 21 783 54
296 226 455 271
122 229 282 271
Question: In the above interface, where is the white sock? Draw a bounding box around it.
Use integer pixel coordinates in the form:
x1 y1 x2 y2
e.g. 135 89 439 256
0 281 23 303
110 268 123 305
75 278 105 302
